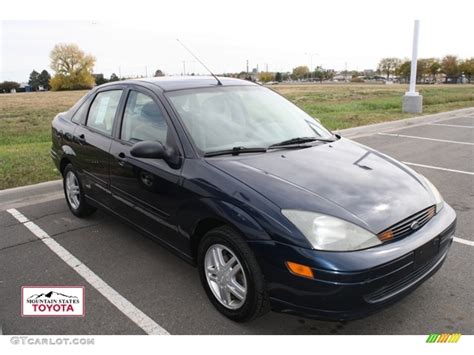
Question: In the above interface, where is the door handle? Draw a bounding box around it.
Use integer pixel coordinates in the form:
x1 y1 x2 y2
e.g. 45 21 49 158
117 152 127 166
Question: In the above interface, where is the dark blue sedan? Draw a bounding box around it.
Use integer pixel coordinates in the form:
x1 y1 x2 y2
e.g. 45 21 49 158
51 77 456 322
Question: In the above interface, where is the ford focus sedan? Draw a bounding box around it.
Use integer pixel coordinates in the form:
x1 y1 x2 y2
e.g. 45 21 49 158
51 76 456 322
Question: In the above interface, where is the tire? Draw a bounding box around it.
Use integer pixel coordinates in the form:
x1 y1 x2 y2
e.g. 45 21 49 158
63 164 97 218
197 226 270 322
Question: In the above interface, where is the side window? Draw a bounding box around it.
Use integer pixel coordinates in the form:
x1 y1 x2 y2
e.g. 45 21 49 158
121 91 169 143
86 90 123 135
71 100 89 124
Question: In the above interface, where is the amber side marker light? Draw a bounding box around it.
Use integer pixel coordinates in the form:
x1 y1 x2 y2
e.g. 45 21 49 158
378 230 394 242
286 261 314 279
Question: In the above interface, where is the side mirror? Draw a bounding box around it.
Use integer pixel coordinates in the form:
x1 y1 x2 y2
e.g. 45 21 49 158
130 141 181 168
130 141 167 159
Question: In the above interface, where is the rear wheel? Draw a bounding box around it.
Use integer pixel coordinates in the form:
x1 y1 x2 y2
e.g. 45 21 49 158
63 164 97 218
197 226 270 322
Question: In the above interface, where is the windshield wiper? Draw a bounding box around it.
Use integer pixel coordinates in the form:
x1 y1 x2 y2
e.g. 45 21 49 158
204 146 267 157
268 136 335 149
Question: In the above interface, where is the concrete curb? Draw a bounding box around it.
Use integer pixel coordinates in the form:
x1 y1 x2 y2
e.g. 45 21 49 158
0 179 62 196
0 179 63 211
335 107 474 138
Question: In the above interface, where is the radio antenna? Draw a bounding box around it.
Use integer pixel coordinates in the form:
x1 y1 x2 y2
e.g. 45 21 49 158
176 38 222 86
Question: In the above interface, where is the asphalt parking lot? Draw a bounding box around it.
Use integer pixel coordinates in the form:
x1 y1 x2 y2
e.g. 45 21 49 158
1 109 473 335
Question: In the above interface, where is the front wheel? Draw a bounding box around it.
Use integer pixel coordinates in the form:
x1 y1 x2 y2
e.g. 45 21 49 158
197 226 270 322
63 164 97 218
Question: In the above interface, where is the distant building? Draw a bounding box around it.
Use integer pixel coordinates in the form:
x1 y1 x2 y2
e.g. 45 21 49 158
19 82 32 92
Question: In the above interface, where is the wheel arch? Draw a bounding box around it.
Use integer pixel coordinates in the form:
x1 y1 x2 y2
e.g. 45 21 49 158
59 157 72 176
185 199 273 261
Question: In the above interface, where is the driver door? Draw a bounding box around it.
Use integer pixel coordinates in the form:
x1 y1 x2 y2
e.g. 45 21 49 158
109 87 184 247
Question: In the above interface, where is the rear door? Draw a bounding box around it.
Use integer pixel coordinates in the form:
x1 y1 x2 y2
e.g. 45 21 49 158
72 87 125 202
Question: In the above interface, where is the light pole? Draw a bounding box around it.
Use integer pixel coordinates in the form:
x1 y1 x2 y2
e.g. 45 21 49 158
403 20 423 113
305 52 319 80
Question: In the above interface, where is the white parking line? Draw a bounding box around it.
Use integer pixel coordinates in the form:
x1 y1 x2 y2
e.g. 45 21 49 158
430 123 474 129
402 162 474 176
453 237 474 246
6 208 169 335
378 132 474 145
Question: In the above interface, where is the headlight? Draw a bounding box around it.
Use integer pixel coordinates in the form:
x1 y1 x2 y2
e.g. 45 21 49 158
281 210 381 251
421 175 444 212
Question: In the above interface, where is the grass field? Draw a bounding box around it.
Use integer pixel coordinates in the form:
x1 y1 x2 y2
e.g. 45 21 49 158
0 83 473 190
272 83 474 130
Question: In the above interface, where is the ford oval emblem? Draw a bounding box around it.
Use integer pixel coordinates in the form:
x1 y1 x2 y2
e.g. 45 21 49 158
410 220 421 230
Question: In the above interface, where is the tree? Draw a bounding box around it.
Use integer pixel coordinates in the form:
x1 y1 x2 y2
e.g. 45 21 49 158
259 72 274 83
281 72 291 81
313 67 325 82
313 67 335 83
154 69 165 77
38 70 51 90
441 55 460 83
396 61 411 82
0 81 20 93
396 59 428 83
28 70 40 90
93 73 108 86
428 59 441 82
275 72 282 82
460 58 474 83
292 66 310 80
377 57 402 79
109 73 119 82
49 43 96 90
417 58 433 82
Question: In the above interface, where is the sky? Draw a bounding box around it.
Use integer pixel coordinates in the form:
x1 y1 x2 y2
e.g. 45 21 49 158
1 0 473 82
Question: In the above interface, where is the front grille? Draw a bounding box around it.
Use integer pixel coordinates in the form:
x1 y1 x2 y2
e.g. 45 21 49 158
366 221 455 304
378 205 436 243
364 247 448 303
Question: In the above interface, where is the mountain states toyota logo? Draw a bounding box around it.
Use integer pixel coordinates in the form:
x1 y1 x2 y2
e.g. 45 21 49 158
22 286 85 317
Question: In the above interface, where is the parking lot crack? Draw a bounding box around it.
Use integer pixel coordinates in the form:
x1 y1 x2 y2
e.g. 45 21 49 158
48 222 104 239
0 238 42 253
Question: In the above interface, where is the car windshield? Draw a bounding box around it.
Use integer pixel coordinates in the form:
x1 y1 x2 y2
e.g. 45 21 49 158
165 85 333 154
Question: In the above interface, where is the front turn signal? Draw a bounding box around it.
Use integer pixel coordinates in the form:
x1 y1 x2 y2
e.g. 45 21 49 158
286 261 314 279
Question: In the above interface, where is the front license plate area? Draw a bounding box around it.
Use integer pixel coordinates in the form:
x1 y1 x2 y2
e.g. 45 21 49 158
414 237 440 269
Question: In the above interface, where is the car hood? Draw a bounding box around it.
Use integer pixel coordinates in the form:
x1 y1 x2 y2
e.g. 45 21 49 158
206 138 435 233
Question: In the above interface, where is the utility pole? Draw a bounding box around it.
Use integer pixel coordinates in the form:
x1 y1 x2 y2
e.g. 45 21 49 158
305 52 318 81
182 61 186 76
265 63 268 72
403 20 422 113
246 60 249 75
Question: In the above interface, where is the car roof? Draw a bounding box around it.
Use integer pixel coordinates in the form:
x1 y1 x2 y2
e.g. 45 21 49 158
118 76 257 92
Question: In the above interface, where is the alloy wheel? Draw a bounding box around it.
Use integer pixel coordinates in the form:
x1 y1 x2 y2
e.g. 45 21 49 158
204 244 247 310
65 171 81 210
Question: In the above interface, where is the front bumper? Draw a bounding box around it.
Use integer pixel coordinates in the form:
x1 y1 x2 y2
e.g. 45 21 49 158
250 203 456 321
